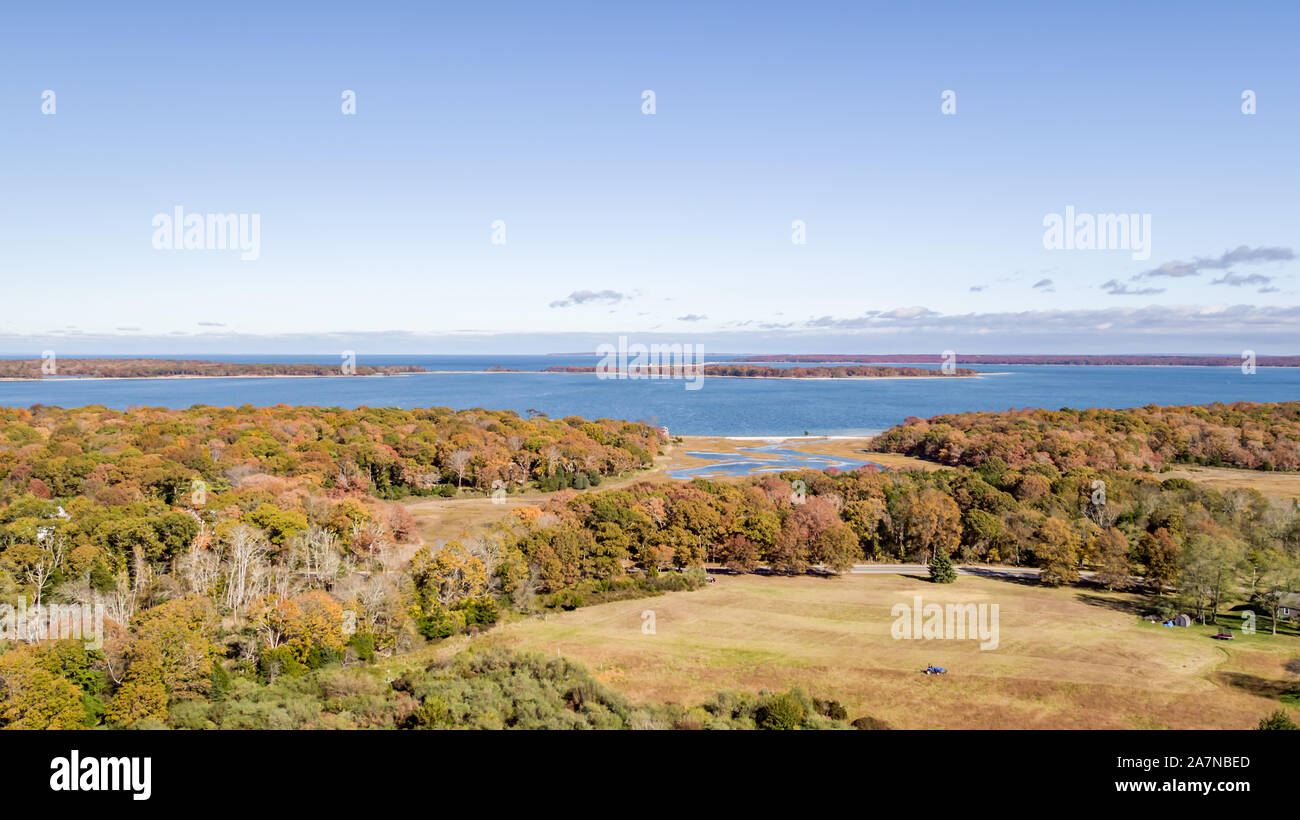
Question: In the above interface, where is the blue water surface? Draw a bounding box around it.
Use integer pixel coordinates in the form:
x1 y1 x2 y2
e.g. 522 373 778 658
0 357 1296 436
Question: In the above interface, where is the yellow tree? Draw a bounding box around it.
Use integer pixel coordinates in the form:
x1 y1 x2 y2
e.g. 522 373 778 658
897 488 961 563
106 596 218 726
0 647 86 729
103 645 169 727
1035 517 1080 586
410 541 489 607
280 590 347 663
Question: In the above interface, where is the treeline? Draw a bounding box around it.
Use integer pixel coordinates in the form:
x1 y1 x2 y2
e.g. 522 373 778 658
542 364 977 377
422 456 1300 637
733 354 1300 367
870 402 1300 472
0 359 424 379
500 461 1297 590
0 404 659 502
702 364 977 378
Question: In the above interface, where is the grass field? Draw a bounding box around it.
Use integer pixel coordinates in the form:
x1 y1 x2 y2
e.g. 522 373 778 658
475 573 1300 729
1158 464 1300 504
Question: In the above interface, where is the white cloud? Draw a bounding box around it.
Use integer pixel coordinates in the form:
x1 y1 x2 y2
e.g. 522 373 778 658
548 290 627 308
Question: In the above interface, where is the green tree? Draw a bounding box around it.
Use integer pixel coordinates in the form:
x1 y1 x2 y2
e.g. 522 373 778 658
843 495 890 558
1254 551 1300 635
1178 530 1246 625
153 511 200 559
244 504 308 548
1257 709 1297 730
929 546 957 583
961 508 1004 562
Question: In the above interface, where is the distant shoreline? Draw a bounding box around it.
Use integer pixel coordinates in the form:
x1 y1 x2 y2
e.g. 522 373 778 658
0 370 986 383
0 373 426 383
0 358 1286 383
0 358 424 381
729 354 1300 367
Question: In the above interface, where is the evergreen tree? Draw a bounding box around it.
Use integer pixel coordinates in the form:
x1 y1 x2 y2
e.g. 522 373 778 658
929 547 957 584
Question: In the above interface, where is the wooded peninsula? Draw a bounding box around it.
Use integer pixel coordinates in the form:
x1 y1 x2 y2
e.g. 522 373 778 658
542 364 979 378
732 354 1300 367
0 359 424 379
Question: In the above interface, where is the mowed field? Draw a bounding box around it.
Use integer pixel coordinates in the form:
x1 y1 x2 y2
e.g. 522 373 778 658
477 573 1300 729
1159 464 1300 504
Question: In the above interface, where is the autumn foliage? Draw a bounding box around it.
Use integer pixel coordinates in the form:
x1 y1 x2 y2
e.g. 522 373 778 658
0 404 659 502
870 401 1300 472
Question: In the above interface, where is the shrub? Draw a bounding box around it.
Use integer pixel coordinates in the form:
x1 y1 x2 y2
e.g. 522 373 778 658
318 667 383 701
304 646 341 670
463 597 500 627
347 632 377 662
167 699 212 730
851 716 891 730
547 591 584 611
755 692 806 730
258 647 307 682
417 607 460 640
1257 709 1297 730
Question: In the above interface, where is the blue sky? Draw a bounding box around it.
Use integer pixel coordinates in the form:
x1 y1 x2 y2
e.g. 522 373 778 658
2 1 1298 354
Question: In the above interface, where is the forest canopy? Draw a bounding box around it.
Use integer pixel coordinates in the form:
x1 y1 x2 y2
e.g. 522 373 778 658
0 404 659 503
869 401 1300 472
2 401 1296 730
